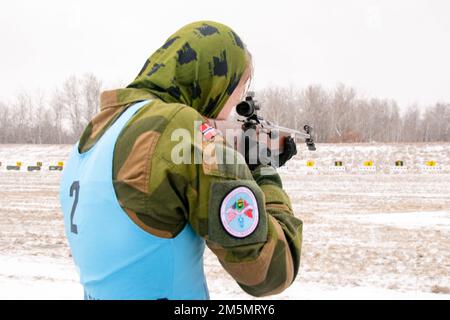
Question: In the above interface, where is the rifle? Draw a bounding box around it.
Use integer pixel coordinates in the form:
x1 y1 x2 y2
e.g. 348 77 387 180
208 92 316 167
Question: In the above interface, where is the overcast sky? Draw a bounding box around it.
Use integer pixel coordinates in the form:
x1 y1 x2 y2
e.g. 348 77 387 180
1 0 449 109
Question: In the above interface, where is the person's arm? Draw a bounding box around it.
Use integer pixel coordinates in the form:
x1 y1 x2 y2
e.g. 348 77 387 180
242 164 302 295
205 164 303 297
165 107 303 297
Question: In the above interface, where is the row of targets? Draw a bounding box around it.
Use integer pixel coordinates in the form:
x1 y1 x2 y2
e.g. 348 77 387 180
0 159 443 174
284 160 441 173
0 161 64 171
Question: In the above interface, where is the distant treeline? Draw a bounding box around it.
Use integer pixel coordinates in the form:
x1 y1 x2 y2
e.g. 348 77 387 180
0 75 449 144
259 84 450 143
0 74 101 144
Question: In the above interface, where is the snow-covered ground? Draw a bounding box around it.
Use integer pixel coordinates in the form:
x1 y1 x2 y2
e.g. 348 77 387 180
0 143 450 300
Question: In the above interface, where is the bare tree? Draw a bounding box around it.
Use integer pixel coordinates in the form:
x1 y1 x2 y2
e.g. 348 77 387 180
330 84 357 142
0 101 12 143
52 73 102 141
82 73 102 124
299 85 330 142
401 105 421 142
258 87 291 126
49 89 66 144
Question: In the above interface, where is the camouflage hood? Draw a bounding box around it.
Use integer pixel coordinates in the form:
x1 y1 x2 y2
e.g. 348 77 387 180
127 21 248 118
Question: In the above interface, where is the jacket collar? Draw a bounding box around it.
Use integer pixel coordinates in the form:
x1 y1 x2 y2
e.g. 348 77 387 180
100 88 157 110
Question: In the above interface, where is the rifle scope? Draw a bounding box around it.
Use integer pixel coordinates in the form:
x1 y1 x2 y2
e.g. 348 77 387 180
236 95 260 118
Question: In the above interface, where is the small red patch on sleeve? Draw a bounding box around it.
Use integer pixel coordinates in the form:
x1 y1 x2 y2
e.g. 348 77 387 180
199 123 217 141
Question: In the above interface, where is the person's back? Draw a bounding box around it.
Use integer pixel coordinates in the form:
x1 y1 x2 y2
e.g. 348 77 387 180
60 100 211 300
60 21 303 300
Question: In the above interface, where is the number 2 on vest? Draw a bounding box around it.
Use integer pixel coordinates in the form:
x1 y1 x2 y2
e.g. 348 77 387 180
70 181 80 234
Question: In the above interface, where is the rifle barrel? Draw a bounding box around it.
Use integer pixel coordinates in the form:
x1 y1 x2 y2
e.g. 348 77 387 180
266 124 311 139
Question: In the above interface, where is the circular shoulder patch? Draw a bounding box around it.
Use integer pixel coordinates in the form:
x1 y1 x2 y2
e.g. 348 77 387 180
220 186 259 238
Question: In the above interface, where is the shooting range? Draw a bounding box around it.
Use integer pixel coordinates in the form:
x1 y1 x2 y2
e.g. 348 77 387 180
1 0 450 303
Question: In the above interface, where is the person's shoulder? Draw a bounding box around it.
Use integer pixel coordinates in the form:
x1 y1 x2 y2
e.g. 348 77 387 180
143 100 202 132
167 103 204 130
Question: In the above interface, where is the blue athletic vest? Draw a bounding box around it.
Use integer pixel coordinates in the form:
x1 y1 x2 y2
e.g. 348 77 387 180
59 100 209 300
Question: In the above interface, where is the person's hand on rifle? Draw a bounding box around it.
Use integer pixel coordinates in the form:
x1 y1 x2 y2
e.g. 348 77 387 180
246 136 297 170
277 136 298 167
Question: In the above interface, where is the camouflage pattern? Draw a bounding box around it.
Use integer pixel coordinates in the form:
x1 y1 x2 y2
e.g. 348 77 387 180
77 21 303 297
128 20 248 119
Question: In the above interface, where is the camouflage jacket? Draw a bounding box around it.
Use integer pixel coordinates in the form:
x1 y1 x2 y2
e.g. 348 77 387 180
77 88 303 297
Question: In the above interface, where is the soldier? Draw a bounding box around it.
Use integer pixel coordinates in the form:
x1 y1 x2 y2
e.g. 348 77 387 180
60 21 302 300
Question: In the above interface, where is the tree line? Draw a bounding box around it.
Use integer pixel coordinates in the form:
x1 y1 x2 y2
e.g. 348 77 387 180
0 75 449 144
258 84 450 143
0 74 101 144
